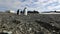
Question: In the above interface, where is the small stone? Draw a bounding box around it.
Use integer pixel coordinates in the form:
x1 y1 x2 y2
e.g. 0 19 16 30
28 28 32 31
53 30 55 32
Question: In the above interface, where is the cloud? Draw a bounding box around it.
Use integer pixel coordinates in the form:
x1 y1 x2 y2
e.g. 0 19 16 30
0 0 21 10
0 0 60 12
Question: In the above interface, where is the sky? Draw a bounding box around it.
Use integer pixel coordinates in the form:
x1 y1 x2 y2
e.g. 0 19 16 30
0 0 60 12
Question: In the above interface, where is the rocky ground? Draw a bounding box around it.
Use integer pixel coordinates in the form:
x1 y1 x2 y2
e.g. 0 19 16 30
0 12 60 34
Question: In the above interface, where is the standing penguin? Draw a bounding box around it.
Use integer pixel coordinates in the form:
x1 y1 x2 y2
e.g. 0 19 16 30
17 9 19 15
23 7 27 15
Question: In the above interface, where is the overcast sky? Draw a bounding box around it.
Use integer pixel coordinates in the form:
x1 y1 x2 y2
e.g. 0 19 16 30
0 0 60 12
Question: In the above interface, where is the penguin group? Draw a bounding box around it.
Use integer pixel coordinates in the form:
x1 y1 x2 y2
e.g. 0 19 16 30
17 7 27 15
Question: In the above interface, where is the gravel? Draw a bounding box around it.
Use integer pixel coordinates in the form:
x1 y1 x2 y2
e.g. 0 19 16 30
0 13 60 34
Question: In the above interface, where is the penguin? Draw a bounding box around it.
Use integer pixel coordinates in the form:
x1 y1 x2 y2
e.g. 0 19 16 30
17 9 19 15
